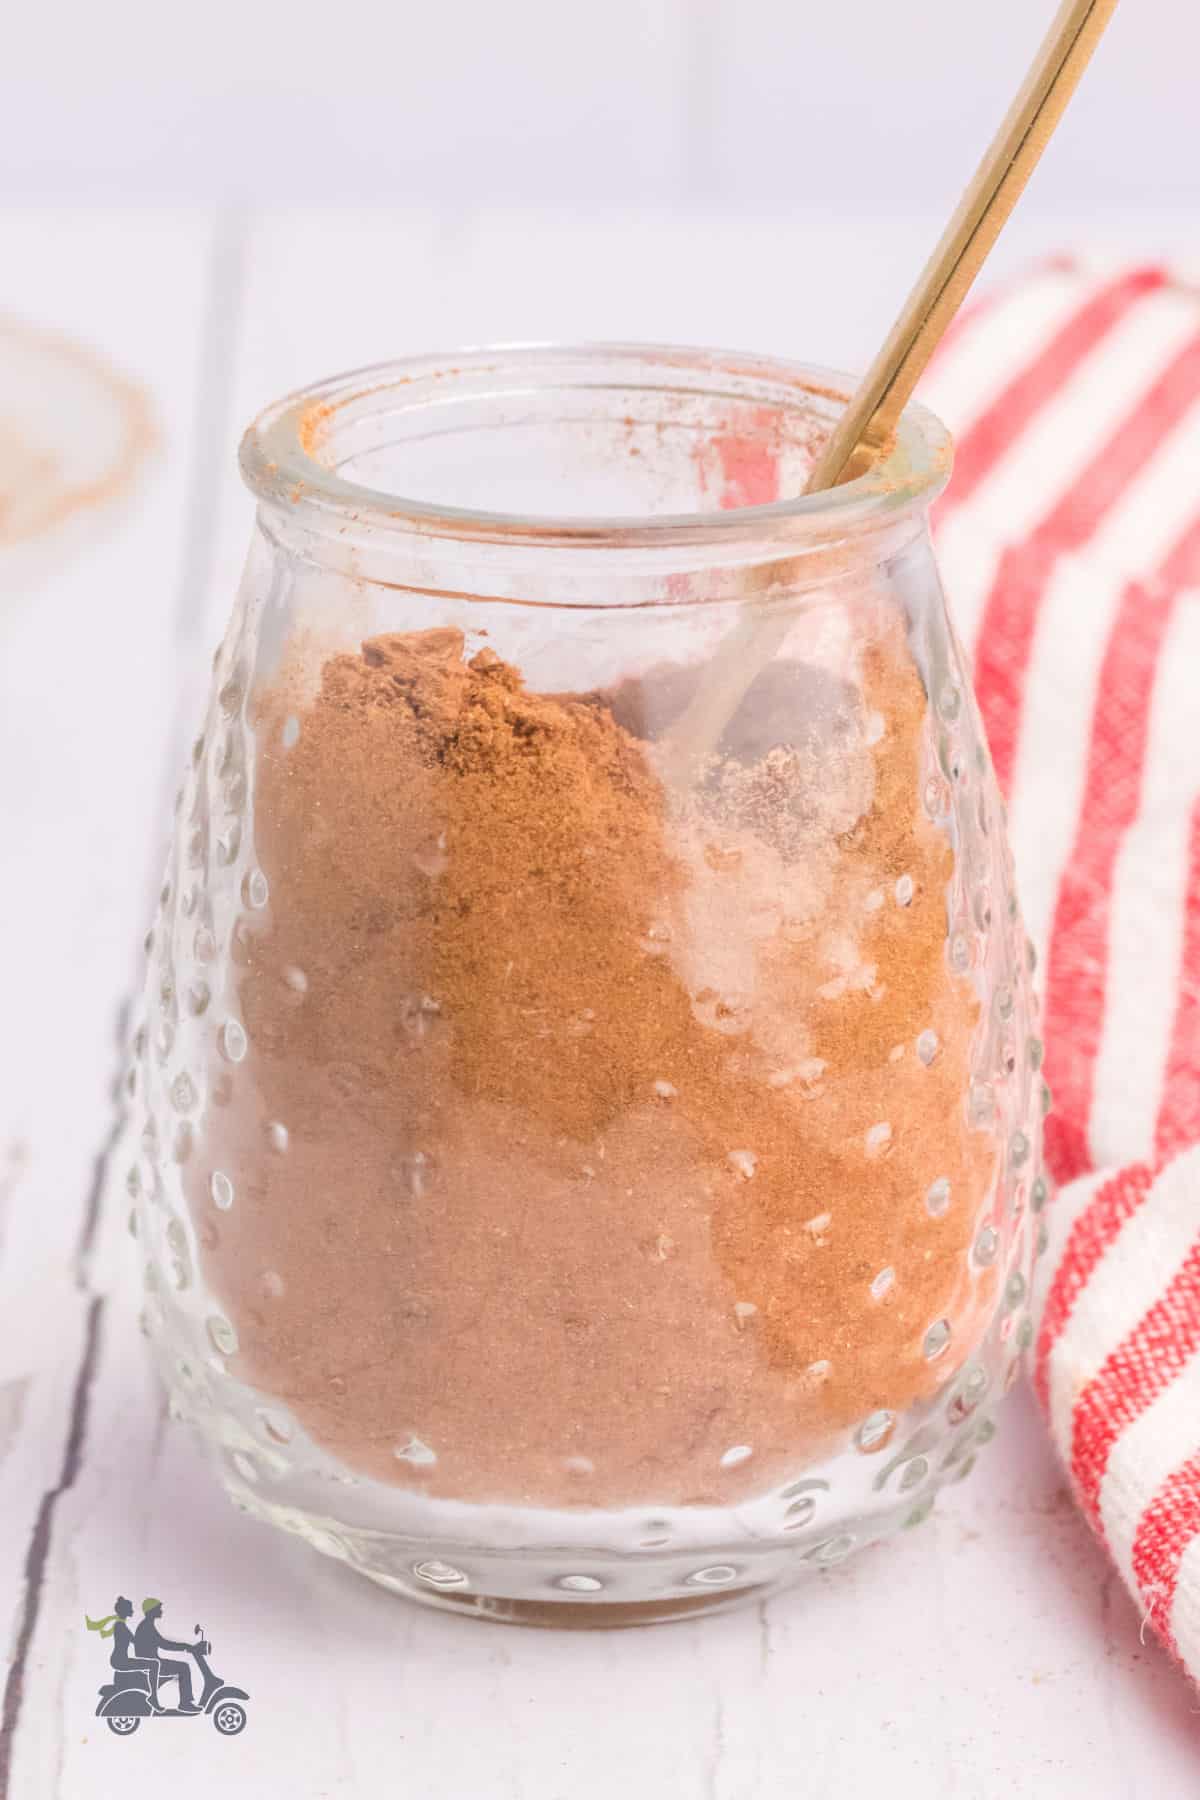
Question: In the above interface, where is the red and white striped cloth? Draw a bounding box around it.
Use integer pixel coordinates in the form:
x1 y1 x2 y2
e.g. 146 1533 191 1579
920 259 1200 1685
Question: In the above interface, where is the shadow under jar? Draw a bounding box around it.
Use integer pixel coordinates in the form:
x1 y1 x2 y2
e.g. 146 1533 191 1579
131 345 1046 1625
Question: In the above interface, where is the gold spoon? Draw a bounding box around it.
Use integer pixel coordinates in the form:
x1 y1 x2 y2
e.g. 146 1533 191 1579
807 0 1121 492
666 0 1120 772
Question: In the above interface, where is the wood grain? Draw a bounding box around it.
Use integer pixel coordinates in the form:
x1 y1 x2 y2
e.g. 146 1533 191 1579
0 205 1194 1800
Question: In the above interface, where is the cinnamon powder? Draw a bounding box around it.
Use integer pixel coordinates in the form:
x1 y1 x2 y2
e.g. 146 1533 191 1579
195 619 997 1507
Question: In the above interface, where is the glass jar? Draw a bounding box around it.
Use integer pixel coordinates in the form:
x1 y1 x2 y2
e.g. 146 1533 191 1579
129 345 1044 1625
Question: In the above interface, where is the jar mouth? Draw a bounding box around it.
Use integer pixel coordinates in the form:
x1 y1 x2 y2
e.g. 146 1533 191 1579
240 343 952 549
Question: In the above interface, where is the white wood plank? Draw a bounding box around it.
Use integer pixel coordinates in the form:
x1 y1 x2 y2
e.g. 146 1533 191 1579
220 206 1194 425
6 1 1196 217
3 207 1199 1800
222 205 948 408
5 0 692 207
39 1314 1200 1799
0 207 226 1797
702 0 1198 216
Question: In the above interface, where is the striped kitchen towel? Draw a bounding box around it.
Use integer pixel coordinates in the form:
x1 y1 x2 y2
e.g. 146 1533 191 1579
920 259 1200 1684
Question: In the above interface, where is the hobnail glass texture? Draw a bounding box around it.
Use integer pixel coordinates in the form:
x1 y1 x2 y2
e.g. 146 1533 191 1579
125 347 1046 1625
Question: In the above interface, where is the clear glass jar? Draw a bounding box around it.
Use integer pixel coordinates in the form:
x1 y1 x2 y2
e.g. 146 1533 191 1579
129 345 1045 1625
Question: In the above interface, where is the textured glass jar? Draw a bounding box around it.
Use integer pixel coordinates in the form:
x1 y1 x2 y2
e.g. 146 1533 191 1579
128 346 1045 1625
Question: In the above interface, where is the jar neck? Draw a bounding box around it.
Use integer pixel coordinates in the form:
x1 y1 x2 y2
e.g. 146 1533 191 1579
243 344 952 608
256 496 938 612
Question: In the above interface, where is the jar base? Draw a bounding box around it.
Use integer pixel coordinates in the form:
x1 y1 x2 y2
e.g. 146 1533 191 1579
230 1480 820 1626
219 1460 940 1627
354 1566 772 1629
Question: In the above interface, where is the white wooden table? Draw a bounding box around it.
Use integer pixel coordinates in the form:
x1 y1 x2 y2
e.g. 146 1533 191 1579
2 208 1197 1799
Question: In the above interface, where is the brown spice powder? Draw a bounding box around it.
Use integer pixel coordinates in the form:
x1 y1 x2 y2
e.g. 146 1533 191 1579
195 621 997 1508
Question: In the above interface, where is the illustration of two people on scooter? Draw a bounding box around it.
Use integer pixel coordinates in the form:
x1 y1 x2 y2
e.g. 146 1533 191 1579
86 1595 249 1735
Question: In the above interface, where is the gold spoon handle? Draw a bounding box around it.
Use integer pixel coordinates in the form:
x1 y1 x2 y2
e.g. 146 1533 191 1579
806 0 1120 493
662 0 1121 781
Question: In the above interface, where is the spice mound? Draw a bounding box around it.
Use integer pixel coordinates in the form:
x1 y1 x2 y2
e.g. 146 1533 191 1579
196 625 997 1507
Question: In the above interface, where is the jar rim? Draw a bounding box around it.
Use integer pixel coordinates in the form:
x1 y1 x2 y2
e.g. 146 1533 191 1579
239 342 953 549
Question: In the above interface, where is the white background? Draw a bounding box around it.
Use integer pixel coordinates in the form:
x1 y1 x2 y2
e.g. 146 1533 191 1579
4 5 1200 1797
6 0 1199 219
